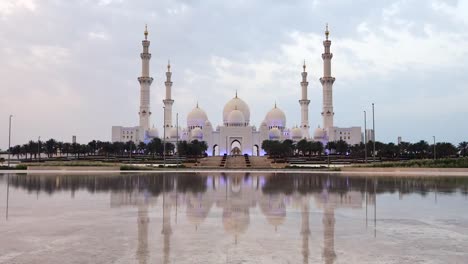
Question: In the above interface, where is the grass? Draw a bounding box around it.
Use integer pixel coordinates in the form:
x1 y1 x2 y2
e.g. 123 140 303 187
355 157 468 168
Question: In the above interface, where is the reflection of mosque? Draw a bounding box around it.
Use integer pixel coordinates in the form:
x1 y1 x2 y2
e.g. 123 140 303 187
108 173 369 263
7 174 465 263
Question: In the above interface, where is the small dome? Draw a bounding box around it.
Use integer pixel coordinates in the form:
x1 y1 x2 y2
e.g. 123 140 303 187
187 104 208 128
269 127 281 140
191 127 203 140
291 126 303 140
147 127 159 138
227 109 245 126
223 94 250 125
169 127 179 139
265 104 286 129
314 127 326 139
205 120 212 127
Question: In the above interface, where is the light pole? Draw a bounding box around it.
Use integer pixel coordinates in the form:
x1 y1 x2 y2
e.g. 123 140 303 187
37 136 41 161
176 112 179 168
433 136 436 160
163 106 166 168
372 103 376 162
364 111 367 163
7 115 12 167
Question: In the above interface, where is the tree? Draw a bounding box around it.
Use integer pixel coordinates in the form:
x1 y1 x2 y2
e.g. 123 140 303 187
296 139 308 156
335 140 349 155
325 141 337 154
45 139 58 158
434 142 457 158
458 141 468 157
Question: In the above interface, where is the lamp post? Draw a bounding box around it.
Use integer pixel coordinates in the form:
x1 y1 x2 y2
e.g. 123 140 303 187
7 115 12 167
37 136 41 161
364 111 367 163
433 136 436 160
163 106 166 168
176 112 179 168
372 103 376 162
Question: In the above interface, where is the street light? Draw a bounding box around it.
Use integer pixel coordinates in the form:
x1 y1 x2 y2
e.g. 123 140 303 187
7 115 12 167
364 111 367 163
37 136 41 161
433 136 436 160
163 106 166 168
176 112 179 168
372 103 376 162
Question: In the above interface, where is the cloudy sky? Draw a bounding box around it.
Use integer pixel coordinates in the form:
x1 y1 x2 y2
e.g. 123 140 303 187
1 0 468 149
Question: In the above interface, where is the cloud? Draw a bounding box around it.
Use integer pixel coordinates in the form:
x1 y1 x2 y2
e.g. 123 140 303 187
0 0 36 17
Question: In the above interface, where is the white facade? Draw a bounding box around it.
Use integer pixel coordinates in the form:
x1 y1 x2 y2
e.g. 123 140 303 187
111 24 363 153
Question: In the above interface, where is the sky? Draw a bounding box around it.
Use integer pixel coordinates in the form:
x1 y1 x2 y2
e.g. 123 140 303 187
1 0 468 149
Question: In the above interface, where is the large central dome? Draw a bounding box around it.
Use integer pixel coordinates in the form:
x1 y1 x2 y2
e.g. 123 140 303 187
223 93 250 125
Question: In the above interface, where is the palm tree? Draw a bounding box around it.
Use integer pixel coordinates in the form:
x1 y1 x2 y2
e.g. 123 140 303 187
458 141 468 157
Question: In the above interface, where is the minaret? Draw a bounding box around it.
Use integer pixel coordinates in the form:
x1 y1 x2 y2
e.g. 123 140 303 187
163 61 174 138
138 25 154 133
320 24 335 131
299 61 311 139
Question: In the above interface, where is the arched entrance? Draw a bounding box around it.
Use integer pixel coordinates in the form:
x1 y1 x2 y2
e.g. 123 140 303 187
253 145 259 156
212 145 219 156
230 140 242 156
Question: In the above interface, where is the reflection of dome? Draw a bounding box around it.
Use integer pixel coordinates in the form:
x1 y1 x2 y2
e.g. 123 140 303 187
227 109 245 126
186 194 213 227
223 209 250 235
260 195 286 228
191 127 203 140
291 126 303 140
265 104 286 128
269 127 281 140
187 104 208 128
147 127 159 138
313 126 326 139
223 94 250 125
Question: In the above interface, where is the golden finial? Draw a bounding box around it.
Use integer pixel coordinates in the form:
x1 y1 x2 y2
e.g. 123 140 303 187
325 23 330 40
303 60 306 71
167 59 171 72
235 90 238 98
274 101 277 108
144 24 148 40
196 101 199 108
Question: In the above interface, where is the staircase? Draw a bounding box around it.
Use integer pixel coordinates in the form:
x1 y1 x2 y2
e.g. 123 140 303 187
244 154 251 168
220 154 227 167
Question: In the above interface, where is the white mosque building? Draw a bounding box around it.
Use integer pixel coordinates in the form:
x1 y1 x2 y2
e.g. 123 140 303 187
112 25 362 156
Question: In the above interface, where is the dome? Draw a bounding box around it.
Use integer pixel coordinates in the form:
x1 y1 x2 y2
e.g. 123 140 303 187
314 127 326 139
227 109 245 126
291 126 303 140
191 127 203 140
223 94 250 125
169 127 179 139
269 127 281 140
147 127 159 138
265 104 286 129
205 120 212 127
187 104 208 128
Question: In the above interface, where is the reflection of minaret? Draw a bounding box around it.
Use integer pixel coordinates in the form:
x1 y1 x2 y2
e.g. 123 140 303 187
161 181 172 264
320 24 335 131
163 61 174 138
300 201 310 264
138 25 154 132
299 61 311 139
136 205 149 264
323 204 336 264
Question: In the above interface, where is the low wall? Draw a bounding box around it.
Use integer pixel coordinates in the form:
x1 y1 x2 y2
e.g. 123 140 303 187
27 166 120 171
342 167 468 173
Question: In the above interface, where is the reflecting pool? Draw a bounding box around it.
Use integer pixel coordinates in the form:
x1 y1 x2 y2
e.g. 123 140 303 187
1 172 468 263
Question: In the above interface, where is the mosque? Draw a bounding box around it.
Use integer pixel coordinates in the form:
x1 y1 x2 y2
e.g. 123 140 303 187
111 25 362 156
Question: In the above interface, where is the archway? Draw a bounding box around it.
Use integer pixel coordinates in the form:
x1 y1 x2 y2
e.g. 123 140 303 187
212 145 219 156
253 145 259 156
230 140 242 156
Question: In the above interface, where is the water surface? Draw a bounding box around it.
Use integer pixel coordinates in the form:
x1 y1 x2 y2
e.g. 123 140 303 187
1 172 468 264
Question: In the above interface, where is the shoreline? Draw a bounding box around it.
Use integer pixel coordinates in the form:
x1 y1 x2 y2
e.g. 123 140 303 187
1 167 468 177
